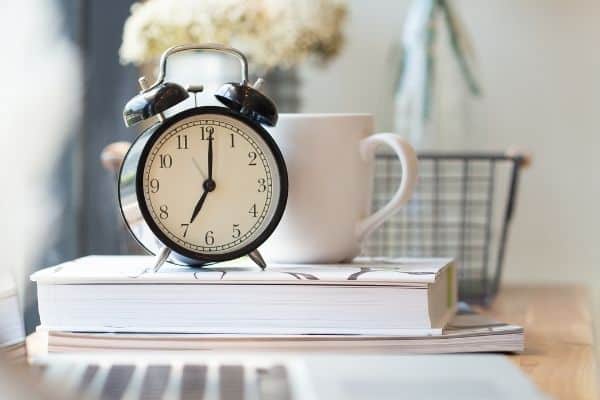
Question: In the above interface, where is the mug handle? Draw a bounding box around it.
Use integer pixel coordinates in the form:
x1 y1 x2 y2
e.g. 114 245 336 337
356 133 418 241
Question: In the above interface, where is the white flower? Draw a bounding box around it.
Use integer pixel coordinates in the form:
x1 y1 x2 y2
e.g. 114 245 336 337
119 0 347 69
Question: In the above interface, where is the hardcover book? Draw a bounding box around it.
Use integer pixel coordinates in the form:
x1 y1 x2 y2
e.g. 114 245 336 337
32 256 457 335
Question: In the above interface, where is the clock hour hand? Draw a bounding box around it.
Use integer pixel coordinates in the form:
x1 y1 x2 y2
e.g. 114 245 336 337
189 189 209 224
189 178 217 224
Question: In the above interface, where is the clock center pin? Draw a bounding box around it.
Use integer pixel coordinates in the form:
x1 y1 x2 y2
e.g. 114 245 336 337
203 179 216 192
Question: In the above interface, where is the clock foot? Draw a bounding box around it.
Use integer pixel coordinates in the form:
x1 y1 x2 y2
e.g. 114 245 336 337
152 246 172 273
249 250 267 270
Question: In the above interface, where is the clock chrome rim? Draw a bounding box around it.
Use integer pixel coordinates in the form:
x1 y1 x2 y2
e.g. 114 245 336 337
118 106 288 265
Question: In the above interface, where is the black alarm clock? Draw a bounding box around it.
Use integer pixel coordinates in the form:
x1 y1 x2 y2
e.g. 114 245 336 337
118 44 288 272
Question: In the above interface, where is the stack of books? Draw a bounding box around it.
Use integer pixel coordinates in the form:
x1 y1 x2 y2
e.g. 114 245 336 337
31 256 523 354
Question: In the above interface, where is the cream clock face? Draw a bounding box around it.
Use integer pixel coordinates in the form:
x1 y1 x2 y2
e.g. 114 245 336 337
141 113 282 255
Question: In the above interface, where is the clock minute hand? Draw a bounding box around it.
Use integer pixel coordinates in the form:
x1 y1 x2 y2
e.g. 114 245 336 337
189 189 209 224
207 132 214 181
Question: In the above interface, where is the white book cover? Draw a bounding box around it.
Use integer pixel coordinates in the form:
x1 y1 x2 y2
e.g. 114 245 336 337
31 255 454 286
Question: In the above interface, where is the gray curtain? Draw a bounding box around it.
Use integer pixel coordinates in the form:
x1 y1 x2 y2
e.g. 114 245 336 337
26 0 137 332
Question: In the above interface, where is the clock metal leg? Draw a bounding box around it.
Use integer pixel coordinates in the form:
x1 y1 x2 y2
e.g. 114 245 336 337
249 250 267 271
152 246 172 273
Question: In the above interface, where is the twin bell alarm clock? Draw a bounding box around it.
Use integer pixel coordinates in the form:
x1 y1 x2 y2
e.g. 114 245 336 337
118 44 288 272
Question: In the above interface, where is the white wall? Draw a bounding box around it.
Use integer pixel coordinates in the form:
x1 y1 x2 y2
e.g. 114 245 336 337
299 0 600 285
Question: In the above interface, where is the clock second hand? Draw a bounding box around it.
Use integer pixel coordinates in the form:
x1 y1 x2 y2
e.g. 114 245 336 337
192 157 207 180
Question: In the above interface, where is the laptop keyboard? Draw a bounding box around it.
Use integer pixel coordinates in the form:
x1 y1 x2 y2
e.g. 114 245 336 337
137 365 171 400
78 364 101 394
100 365 136 400
34 361 292 400
180 365 208 400
218 365 245 400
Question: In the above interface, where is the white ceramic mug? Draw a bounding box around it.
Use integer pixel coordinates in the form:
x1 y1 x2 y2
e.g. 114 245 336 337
261 114 418 263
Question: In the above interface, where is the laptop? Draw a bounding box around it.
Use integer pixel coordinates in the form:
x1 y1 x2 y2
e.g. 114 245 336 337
27 352 545 400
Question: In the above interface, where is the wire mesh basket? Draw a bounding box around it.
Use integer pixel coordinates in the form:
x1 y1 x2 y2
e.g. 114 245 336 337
363 151 529 305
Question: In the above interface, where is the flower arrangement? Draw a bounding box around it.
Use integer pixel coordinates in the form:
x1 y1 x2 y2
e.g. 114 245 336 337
119 0 347 70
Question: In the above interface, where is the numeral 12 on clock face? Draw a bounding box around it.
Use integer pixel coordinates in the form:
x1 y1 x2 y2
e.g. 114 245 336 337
142 114 281 255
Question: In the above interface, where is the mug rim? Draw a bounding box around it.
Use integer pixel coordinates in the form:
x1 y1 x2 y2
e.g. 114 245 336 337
278 113 373 119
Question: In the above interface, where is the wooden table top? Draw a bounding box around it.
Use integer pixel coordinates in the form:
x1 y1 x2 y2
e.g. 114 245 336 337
25 285 598 399
482 285 599 400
